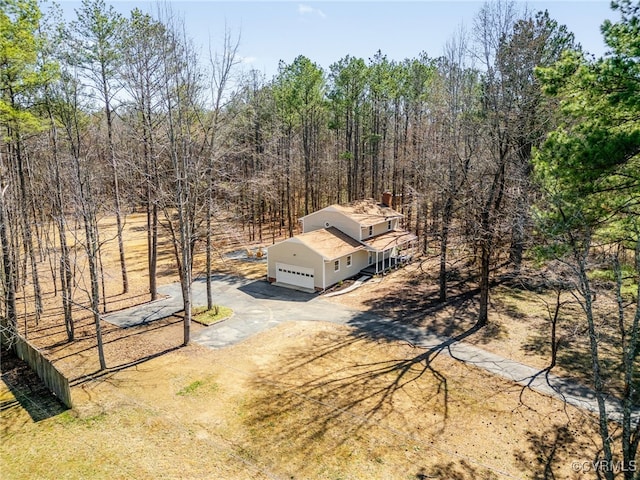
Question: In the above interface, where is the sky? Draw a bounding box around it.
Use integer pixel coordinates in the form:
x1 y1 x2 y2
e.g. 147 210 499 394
55 0 615 80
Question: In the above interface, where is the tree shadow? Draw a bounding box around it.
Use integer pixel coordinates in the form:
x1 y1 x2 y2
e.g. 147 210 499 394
351 269 515 347
31 314 191 391
50 317 184 363
513 422 582 479
241 312 496 476
237 265 609 477
417 460 500 479
1 351 68 422
522 320 639 403
68 345 183 387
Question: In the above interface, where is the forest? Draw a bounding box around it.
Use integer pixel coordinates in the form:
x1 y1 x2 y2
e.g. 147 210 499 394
1 0 639 477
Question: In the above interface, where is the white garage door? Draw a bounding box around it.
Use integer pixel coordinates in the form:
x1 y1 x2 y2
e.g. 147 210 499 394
275 263 315 289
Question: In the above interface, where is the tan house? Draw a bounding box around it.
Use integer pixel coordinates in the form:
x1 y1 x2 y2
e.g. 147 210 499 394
267 193 417 291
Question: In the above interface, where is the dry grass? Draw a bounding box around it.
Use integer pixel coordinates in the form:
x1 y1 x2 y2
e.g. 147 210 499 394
12 212 269 378
1 322 603 479
0 212 630 479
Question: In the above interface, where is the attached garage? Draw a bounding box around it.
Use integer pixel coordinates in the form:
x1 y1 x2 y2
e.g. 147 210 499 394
275 263 315 290
267 227 367 292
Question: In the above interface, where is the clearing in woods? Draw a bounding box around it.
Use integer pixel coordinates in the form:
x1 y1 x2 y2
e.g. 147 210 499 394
0 213 611 479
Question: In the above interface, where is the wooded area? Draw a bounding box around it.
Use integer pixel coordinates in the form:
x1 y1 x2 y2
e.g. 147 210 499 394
1 0 638 476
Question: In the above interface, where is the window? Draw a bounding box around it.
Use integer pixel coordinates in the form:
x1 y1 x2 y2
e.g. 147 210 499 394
346 255 352 268
334 260 340 272
387 220 392 230
368 225 373 237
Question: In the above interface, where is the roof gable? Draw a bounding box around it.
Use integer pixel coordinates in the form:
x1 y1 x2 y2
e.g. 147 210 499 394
305 199 403 227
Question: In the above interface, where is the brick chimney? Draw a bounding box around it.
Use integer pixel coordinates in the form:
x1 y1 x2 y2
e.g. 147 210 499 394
381 191 393 208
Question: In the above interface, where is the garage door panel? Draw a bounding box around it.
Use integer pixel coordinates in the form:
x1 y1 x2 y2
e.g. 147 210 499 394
276 263 314 289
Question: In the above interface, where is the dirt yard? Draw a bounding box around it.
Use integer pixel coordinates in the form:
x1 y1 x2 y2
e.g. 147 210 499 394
0 213 620 479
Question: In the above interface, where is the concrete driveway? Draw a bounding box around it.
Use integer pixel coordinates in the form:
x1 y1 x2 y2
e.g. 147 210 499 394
190 275 365 348
104 274 366 348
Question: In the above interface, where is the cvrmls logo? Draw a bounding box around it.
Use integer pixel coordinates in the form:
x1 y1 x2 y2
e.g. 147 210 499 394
571 460 637 473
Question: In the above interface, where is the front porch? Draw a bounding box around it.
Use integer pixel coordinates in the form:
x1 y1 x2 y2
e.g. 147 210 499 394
360 230 418 275
360 255 412 275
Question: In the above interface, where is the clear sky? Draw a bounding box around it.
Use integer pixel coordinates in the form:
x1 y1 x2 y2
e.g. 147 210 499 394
55 0 614 79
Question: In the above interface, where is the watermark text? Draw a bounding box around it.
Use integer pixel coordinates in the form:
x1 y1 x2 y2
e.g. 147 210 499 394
571 460 637 474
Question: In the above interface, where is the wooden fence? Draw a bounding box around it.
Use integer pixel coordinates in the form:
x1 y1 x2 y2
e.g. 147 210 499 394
7 333 73 408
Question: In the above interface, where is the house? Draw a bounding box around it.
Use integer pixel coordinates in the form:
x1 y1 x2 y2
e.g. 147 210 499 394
267 193 418 291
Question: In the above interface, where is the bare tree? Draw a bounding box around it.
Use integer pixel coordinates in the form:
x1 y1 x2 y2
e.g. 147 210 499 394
121 9 167 301
470 0 521 326
434 27 480 301
203 27 240 311
57 68 107 370
70 0 129 294
0 174 17 344
157 7 206 346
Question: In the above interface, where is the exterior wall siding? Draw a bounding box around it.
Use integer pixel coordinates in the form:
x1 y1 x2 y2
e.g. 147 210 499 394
267 240 325 289
270 208 405 292
361 219 396 241
323 250 369 287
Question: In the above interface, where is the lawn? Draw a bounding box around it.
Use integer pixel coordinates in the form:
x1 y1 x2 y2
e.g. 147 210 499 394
193 305 234 325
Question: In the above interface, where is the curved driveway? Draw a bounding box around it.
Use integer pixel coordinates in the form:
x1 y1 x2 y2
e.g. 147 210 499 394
104 274 639 424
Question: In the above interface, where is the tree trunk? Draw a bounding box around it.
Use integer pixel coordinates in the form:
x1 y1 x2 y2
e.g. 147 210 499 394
179 205 192 347
618 239 640 479
74 151 107 370
439 195 454 302
144 115 159 301
56 217 74 341
286 134 293 237
103 79 128 294
509 191 527 272
206 180 213 311
46 96 75 341
85 213 107 371
0 184 17 342
14 139 43 324
575 239 614 480
51 151 74 340
478 242 491 327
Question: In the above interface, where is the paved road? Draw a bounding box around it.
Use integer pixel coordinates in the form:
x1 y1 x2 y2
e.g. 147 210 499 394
104 274 639 424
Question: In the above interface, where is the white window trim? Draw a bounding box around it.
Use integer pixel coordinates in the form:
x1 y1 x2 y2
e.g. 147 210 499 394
368 225 373 237
334 259 340 272
387 220 392 230
346 255 352 268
